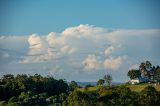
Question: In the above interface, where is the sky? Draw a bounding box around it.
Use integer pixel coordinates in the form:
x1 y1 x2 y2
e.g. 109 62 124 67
0 0 160 82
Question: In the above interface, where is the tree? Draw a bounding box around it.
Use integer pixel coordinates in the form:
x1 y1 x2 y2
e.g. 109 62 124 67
127 69 141 79
67 90 97 106
155 67 160 74
0 74 69 105
103 74 112 86
2 74 14 82
69 81 78 91
154 67 160 80
97 79 105 86
139 86 160 105
145 61 152 69
116 86 139 105
139 62 146 70
139 61 153 77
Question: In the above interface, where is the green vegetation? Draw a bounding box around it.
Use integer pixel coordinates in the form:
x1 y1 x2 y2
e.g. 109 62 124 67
97 79 105 86
78 83 160 92
0 74 69 106
0 74 160 106
127 61 160 85
72 85 160 106
127 69 141 79
127 83 160 92
0 61 160 105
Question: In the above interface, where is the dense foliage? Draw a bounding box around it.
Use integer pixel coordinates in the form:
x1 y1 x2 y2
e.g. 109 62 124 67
128 69 141 79
97 79 105 86
0 73 160 106
67 85 160 106
0 74 69 106
127 61 160 80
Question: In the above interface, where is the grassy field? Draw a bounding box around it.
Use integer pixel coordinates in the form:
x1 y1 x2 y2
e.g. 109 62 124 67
78 83 160 92
126 83 160 92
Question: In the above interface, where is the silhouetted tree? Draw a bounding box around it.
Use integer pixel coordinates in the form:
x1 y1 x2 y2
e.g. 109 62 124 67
103 74 112 86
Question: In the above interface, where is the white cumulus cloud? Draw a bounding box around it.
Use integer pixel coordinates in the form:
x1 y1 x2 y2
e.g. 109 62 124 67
19 34 55 63
1 24 160 82
104 56 127 70
60 45 76 54
105 46 115 56
83 54 101 71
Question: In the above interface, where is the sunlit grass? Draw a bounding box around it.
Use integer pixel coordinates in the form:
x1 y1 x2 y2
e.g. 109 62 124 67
78 83 160 92
77 86 100 92
127 83 160 92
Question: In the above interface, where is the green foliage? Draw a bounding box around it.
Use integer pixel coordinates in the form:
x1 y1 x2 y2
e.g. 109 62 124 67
1 72 160 106
8 97 18 103
0 101 7 106
97 79 105 86
69 81 78 91
67 85 160 106
67 90 98 106
0 74 69 105
127 69 141 79
155 68 160 75
128 61 160 80
145 61 152 69
139 86 160 106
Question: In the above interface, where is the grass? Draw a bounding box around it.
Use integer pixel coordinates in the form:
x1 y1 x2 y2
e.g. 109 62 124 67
77 86 99 92
78 83 160 92
126 83 160 92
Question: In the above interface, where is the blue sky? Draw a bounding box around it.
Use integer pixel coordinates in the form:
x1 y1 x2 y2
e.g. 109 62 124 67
0 0 160 35
0 0 160 82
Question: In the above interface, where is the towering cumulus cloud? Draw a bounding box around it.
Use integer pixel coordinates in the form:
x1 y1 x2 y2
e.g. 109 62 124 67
0 24 159 81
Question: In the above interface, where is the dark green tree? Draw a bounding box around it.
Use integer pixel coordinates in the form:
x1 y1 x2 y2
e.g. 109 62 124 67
97 79 105 86
127 69 141 79
154 67 160 80
69 81 78 91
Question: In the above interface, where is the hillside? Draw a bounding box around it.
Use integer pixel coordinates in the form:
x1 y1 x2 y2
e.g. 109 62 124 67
126 83 160 92
78 83 160 92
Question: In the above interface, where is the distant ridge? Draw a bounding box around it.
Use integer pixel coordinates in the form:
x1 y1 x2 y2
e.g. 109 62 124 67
77 82 123 87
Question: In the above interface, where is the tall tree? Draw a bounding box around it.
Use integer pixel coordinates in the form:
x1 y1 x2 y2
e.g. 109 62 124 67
139 62 146 71
103 74 112 86
145 61 152 69
139 61 152 77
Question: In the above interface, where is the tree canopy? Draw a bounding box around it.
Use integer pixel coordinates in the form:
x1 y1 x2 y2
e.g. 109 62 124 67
127 69 141 79
0 74 69 105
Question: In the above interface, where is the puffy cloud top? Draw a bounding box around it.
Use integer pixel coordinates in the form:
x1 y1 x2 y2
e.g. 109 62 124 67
105 46 115 56
62 24 105 36
28 34 44 49
104 56 127 70
0 24 159 82
83 54 101 71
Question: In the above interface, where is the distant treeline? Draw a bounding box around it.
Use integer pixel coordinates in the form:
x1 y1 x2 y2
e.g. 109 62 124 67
0 74 160 106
